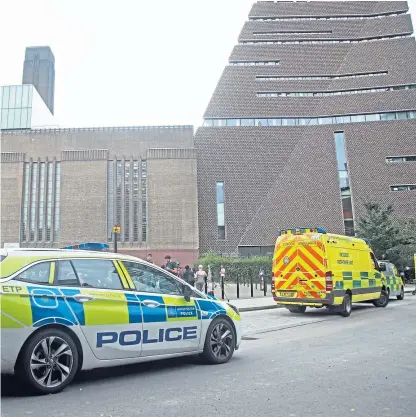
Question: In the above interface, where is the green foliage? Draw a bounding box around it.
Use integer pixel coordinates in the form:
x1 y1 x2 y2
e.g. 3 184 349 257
195 253 272 284
356 202 415 269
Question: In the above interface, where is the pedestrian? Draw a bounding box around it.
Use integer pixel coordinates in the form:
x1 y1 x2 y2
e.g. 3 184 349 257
146 253 154 264
165 255 179 276
195 264 207 292
259 267 265 290
220 265 226 281
182 265 195 286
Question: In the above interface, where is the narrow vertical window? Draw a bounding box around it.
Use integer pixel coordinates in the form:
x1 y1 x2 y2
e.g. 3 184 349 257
124 161 130 241
30 163 38 241
107 161 114 241
46 162 53 241
21 163 29 241
334 132 354 236
54 162 61 240
141 160 147 242
37 162 45 241
116 161 122 229
216 182 225 239
133 161 139 241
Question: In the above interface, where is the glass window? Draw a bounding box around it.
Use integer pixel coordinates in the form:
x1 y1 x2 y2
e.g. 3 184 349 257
2 86 10 108
15 86 23 108
351 115 365 122
286 118 296 126
1 109 8 129
216 182 224 203
218 225 226 240
255 119 267 126
122 261 182 295
334 132 347 170
7 108 15 128
226 119 240 126
342 115 351 123
22 85 30 107
338 170 350 189
204 119 213 127
56 260 80 286
241 119 255 126
217 203 225 227
8 86 16 108
308 118 318 125
397 112 407 119
16 262 51 284
365 114 379 122
71 259 123 290
20 108 29 128
13 108 22 129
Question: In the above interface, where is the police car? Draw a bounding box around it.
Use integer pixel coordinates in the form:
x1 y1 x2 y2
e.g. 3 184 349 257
0 249 241 394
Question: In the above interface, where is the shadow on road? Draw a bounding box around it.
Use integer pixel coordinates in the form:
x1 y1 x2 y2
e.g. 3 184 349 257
1 354 245 398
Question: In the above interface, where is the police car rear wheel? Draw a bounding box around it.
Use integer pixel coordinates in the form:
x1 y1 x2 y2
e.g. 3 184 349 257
373 290 389 308
202 317 235 365
16 328 79 394
397 287 405 300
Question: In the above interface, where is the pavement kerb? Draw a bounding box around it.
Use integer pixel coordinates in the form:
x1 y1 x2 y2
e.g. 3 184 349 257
237 288 415 312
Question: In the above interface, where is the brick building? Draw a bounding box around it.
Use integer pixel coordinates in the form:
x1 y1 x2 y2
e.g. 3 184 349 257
195 1 416 256
0 126 199 266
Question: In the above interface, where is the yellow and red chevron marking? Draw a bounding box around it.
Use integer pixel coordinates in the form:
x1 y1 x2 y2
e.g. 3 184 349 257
273 236 326 297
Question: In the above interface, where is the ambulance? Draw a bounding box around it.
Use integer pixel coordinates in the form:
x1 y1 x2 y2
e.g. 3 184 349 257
272 228 389 317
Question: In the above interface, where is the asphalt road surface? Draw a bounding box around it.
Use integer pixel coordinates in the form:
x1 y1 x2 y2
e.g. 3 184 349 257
2 298 416 417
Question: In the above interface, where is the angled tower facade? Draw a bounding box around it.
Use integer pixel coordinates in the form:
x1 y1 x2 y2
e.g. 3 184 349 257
22 46 55 114
195 1 416 255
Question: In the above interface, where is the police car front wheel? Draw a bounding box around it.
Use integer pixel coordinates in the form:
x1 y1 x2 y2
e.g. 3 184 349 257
202 317 235 365
16 328 79 395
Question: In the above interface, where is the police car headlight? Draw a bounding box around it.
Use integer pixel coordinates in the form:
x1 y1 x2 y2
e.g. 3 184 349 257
228 303 240 316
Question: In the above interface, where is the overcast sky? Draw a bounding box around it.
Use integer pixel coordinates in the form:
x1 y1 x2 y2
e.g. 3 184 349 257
1 0 415 129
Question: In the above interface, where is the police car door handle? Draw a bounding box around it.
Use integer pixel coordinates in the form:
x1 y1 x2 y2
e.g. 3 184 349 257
72 294 94 303
142 300 161 308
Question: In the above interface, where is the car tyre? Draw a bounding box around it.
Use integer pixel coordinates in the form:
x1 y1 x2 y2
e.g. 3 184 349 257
397 287 405 300
339 293 352 317
373 290 389 308
15 328 79 395
287 306 307 314
202 317 235 365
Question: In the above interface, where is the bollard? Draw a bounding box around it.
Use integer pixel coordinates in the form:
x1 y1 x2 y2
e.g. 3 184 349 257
204 278 208 294
263 276 267 296
221 276 225 300
236 274 240 299
250 275 254 298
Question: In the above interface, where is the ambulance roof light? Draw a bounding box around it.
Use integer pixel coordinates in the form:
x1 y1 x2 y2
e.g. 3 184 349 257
278 227 327 236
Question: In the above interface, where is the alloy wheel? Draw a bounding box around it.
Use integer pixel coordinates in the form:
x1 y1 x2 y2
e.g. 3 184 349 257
210 323 234 360
30 336 74 388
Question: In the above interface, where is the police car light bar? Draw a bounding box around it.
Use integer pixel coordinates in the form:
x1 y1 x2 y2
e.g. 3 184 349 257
278 227 327 236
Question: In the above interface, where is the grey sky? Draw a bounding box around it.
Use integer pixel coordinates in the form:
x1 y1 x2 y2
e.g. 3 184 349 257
1 0 415 129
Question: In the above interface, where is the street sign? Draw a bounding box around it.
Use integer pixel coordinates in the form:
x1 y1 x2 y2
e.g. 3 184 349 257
113 226 121 234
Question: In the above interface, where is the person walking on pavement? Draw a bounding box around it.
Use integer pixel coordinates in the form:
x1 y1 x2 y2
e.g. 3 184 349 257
165 255 179 276
182 265 195 286
195 265 207 292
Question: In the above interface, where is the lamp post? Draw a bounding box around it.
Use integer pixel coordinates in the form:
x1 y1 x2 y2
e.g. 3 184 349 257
113 225 121 253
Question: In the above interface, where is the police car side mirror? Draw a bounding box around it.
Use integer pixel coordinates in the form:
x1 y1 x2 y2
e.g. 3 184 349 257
183 285 193 302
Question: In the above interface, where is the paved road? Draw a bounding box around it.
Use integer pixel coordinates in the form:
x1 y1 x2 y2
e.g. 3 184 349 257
2 298 416 417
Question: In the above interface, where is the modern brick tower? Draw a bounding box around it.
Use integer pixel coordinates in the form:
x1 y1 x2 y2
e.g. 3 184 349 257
195 1 416 255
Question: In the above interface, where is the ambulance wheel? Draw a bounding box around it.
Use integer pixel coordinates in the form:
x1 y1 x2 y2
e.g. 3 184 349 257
339 293 352 317
287 306 306 314
373 290 389 308
15 328 79 395
397 287 405 300
202 317 235 365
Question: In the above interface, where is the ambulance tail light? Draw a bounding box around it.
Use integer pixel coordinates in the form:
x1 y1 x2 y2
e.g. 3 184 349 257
325 271 333 291
271 273 276 291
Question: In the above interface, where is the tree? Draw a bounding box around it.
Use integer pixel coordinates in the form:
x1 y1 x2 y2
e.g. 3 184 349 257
394 217 416 270
355 203 405 264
